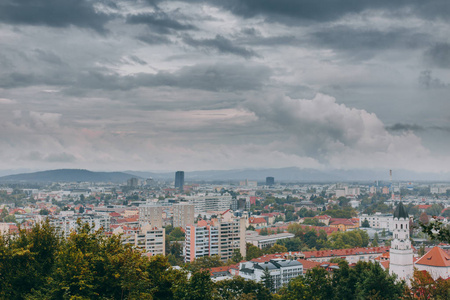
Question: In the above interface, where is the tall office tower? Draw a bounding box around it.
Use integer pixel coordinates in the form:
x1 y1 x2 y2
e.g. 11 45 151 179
175 171 184 190
173 203 195 228
389 202 414 282
127 177 139 187
184 217 246 263
266 177 275 186
138 205 163 228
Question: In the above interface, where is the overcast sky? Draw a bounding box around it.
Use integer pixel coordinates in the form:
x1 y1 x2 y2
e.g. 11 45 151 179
0 0 449 173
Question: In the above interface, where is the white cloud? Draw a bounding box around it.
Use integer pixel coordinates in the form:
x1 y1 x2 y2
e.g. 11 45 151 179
245 93 450 172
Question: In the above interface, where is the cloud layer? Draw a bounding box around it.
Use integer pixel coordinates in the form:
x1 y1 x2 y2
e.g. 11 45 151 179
0 0 449 173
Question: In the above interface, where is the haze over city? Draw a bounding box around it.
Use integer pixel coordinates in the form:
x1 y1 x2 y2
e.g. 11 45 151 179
1 1 450 174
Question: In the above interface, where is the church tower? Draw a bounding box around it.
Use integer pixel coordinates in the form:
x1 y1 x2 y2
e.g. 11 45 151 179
389 202 414 282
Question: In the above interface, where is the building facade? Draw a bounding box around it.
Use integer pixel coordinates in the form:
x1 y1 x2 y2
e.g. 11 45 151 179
185 193 233 214
138 205 163 228
185 217 246 263
122 224 165 256
173 203 195 228
175 171 184 190
239 259 303 291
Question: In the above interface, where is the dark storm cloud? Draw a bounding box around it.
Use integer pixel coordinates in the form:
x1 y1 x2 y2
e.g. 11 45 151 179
386 123 424 132
70 63 272 92
425 43 450 68
126 12 196 34
128 55 147 65
0 0 112 32
418 70 449 89
33 49 64 65
200 0 450 23
137 33 171 45
183 35 258 58
387 123 450 133
312 26 429 51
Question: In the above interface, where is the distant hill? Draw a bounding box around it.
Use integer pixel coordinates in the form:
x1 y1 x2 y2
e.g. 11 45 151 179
0 169 139 183
1 167 449 184
125 167 450 182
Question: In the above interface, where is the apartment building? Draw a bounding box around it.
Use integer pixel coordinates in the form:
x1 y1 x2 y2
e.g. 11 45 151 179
49 214 111 238
173 203 195 228
138 205 163 228
122 224 165 256
185 217 246 263
184 193 233 214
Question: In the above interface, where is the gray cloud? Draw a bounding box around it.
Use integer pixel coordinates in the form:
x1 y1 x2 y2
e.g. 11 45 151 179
137 33 171 45
310 26 430 59
200 0 450 23
425 43 450 68
128 55 147 65
183 34 258 58
70 63 272 92
0 0 112 33
126 11 196 34
386 123 424 132
418 70 449 89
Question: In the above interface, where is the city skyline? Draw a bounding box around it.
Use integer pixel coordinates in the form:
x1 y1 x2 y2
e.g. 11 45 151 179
0 1 449 173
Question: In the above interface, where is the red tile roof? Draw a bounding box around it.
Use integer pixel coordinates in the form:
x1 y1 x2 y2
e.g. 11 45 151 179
302 247 389 259
415 246 450 267
297 259 321 273
249 217 267 224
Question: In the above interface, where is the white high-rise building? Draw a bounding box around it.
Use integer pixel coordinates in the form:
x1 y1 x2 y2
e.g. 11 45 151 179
389 202 414 282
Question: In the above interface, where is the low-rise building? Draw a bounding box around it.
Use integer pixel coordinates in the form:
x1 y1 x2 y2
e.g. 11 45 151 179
246 231 295 249
239 259 303 291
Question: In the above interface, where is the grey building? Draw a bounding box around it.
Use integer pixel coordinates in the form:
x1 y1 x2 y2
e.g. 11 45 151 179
175 171 184 190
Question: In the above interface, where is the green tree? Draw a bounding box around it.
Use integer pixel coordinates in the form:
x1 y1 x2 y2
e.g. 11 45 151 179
187 255 224 272
246 243 263 261
261 267 275 293
173 271 214 300
278 275 310 300
303 267 332 300
230 248 243 263
372 232 379 247
264 243 288 254
0 207 8 221
420 220 450 243
3 214 16 223
361 219 370 227
426 204 443 217
354 261 405 299
259 228 269 236
215 276 272 300
39 209 50 215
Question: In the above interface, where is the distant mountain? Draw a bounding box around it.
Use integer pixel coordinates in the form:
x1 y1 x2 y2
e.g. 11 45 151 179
125 167 450 182
0 169 140 183
1 167 448 184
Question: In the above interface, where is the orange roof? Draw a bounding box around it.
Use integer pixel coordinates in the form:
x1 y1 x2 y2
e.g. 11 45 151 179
251 254 284 262
249 217 267 224
208 265 234 276
415 246 450 267
330 220 356 226
416 205 432 209
297 259 321 272
380 261 389 270
302 246 389 259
